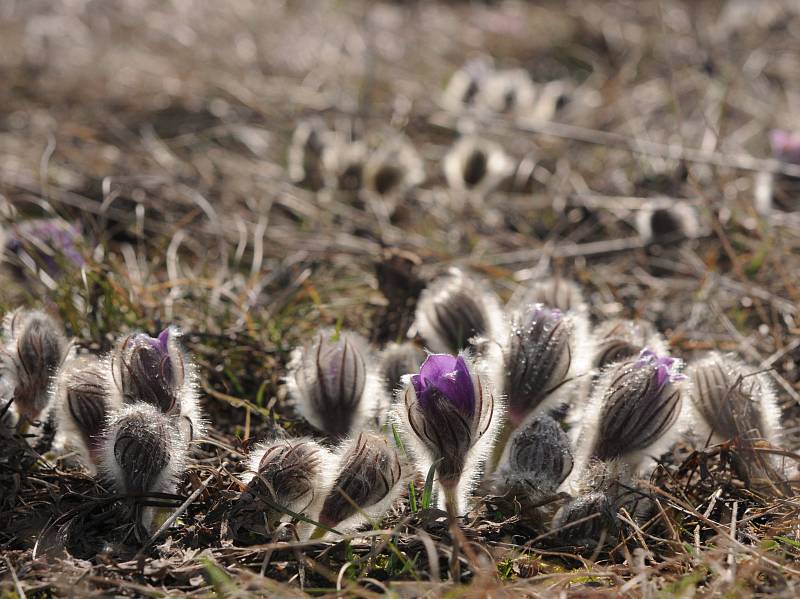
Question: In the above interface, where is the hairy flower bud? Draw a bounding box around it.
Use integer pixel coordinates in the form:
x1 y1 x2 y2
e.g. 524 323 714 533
109 327 204 443
239 437 332 533
635 200 699 243
550 491 617 547
395 353 501 515
364 137 425 199
502 304 589 425
443 137 514 194
54 355 119 472
316 432 404 534
413 268 504 354
592 319 667 370
287 329 382 438
99 403 187 532
494 414 573 501
380 342 425 396
687 352 781 445
573 350 685 482
0 309 69 422
322 137 367 191
512 277 587 314
441 59 493 111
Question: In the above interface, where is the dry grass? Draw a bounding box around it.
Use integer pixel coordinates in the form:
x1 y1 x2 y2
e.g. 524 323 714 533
3 0 800 596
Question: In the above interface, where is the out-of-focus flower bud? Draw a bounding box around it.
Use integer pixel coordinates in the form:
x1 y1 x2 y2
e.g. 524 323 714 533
413 268 504 354
395 353 501 515
550 491 617 548
4 218 85 277
364 137 425 199
441 59 493 112
592 319 667 370
511 277 587 315
380 342 425 396
316 432 404 534
0 309 69 422
687 352 781 445
442 137 514 195
287 329 383 438
54 355 119 472
769 129 800 165
477 69 537 115
494 414 573 502
635 200 699 244
322 137 367 192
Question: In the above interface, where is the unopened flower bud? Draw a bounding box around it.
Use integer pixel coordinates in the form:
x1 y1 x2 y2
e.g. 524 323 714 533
316 432 404 533
477 69 537 114
494 414 573 501
100 403 186 501
322 137 367 191
443 137 514 194
395 353 501 515
0 309 69 422
364 137 425 199
240 437 332 532
687 352 781 445
574 350 685 478
503 304 591 425
441 59 493 111
550 491 617 547
287 329 382 438
380 342 425 396
635 200 699 244
413 268 504 354
512 277 587 314
592 319 667 370
109 327 204 443
54 355 118 472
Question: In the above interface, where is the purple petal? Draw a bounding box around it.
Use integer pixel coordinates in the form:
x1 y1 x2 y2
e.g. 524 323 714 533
412 353 476 417
770 129 800 164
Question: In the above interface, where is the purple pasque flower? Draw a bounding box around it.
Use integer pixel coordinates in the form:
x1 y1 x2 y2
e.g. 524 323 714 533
6 218 84 274
590 348 684 461
401 353 496 502
411 354 476 418
769 129 800 165
113 327 183 414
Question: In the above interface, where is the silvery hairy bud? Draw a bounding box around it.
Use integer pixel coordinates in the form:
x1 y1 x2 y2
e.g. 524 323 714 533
109 327 204 444
54 355 119 472
322 136 367 192
502 303 591 426
99 403 187 529
512 277 588 315
0 309 69 422
574 350 686 479
413 268 505 355
395 353 501 515
494 414 573 502
287 329 383 438
687 352 781 445
287 118 328 191
380 342 425 396
550 491 617 548
478 68 537 115
241 437 332 533
364 137 425 199
592 319 667 370
441 59 493 112
635 200 699 244
315 432 404 535
442 136 514 195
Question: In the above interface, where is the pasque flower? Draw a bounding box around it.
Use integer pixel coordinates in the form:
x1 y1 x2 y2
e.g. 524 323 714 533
287 329 383 438
287 118 328 191
442 136 514 195
108 326 204 444
239 437 332 534
380 342 425 396
99 403 187 530
493 414 573 502
635 200 699 244
687 352 781 445
441 59 493 111
550 491 617 547
573 350 686 480
364 137 425 199
512 277 588 315
4 218 84 276
314 432 404 536
413 268 505 355
395 353 501 515
0 309 69 423
769 129 800 165
54 355 120 473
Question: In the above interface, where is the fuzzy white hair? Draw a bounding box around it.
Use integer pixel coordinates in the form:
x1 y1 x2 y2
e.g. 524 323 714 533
442 136 514 196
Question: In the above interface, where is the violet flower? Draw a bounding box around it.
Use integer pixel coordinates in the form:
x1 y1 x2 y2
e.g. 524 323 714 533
592 319 667 370
395 353 501 515
770 129 800 165
5 218 84 276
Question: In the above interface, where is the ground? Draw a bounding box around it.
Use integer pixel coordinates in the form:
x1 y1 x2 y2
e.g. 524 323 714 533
2 0 800 597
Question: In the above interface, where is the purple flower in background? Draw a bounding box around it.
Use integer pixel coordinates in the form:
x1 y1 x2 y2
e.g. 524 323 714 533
769 129 800 165
634 349 686 387
411 354 475 417
5 218 84 274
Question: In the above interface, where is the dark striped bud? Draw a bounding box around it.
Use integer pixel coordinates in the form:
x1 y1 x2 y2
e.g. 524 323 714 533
592 319 667 369
380 342 425 396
